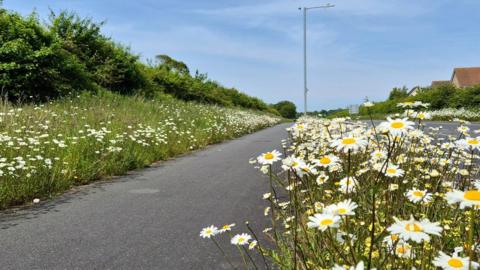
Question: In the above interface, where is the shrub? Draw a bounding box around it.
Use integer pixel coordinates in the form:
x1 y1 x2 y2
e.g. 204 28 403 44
273 100 297 119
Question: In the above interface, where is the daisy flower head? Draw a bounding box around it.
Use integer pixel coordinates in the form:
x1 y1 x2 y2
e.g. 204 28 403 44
445 189 480 209
291 123 308 134
393 242 412 258
257 150 282 165
316 172 329 185
325 199 358 216
315 154 339 168
406 189 433 203
412 111 432 120
307 213 340 231
281 155 304 171
456 137 480 150
379 118 414 137
219 223 235 233
384 164 404 178
339 176 359 193
230 233 252 245
432 251 479 270
383 233 400 247
296 163 318 177
370 150 387 160
330 135 367 153
200 225 219 239
387 215 442 243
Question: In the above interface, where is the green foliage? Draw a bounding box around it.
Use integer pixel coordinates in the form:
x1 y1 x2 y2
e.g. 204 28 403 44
273 100 297 119
49 11 147 94
0 11 92 100
414 83 456 109
387 86 409 100
0 8 277 113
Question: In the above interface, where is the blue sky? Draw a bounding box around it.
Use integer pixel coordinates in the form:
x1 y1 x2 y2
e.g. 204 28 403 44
3 0 480 110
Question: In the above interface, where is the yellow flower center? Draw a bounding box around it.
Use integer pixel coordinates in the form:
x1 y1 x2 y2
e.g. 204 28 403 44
467 139 479 145
390 122 405 129
405 222 423 232
387 168 397 174
222 225 229 230
238 237 245 243
447 258 464 268
391 234 399 241
264 153 274 160
321 219 334 226
464 190 480 201
292 161 299 167
396 246 408 254
342 138 356 145
338 208 347 214
413 191 424 197
319 157 331 165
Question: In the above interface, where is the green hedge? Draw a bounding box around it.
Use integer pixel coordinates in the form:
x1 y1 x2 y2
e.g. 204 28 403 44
0 8 279 114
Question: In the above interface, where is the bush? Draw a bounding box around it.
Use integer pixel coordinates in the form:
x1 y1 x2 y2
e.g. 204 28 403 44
0 10 92 100
0 8 278 114
273 100 297 119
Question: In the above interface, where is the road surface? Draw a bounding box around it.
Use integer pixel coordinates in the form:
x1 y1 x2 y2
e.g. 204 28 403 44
0 123 291 270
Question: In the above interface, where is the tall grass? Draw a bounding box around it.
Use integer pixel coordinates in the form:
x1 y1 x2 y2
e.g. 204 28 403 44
0 91 281 208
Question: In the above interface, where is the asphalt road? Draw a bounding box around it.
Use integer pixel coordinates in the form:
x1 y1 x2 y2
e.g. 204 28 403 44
0 123 291 270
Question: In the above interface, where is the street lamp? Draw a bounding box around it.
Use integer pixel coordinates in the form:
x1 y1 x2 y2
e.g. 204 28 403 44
300 3 334 115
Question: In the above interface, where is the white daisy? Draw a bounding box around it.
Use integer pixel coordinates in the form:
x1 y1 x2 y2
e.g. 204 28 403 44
218 223 236 233
387 215 442 243
370 150 387 160
231 233 252 245
339 176 359 193
406 189 433 203
257 150 282 165
330 136 368 153
200 225 219 239
432 251 479 270
315 154 340 168
307 213 340 231
456 137 480 150
379 118 414 137
392 241 412 258
385 164 404 178
325 199 358 216
445 189 480 209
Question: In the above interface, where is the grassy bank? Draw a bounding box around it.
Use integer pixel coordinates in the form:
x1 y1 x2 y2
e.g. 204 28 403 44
0 91 281 208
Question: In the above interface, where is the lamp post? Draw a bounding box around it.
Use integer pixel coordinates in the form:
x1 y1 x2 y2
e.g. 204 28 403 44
300 4 334 115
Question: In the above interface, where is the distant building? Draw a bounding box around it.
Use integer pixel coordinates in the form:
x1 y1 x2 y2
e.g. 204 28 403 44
408 86 421 96
451 67 480 88
408 67 480 96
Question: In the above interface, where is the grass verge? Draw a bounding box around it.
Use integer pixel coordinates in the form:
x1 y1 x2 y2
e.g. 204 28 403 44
0 91 281 209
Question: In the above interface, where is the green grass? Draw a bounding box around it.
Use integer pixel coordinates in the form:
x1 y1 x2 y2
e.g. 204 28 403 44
0 91 281 208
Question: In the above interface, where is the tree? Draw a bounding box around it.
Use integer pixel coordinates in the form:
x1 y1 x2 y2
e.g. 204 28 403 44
273 101 297 119
388 86 409 100
155 54 189 75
